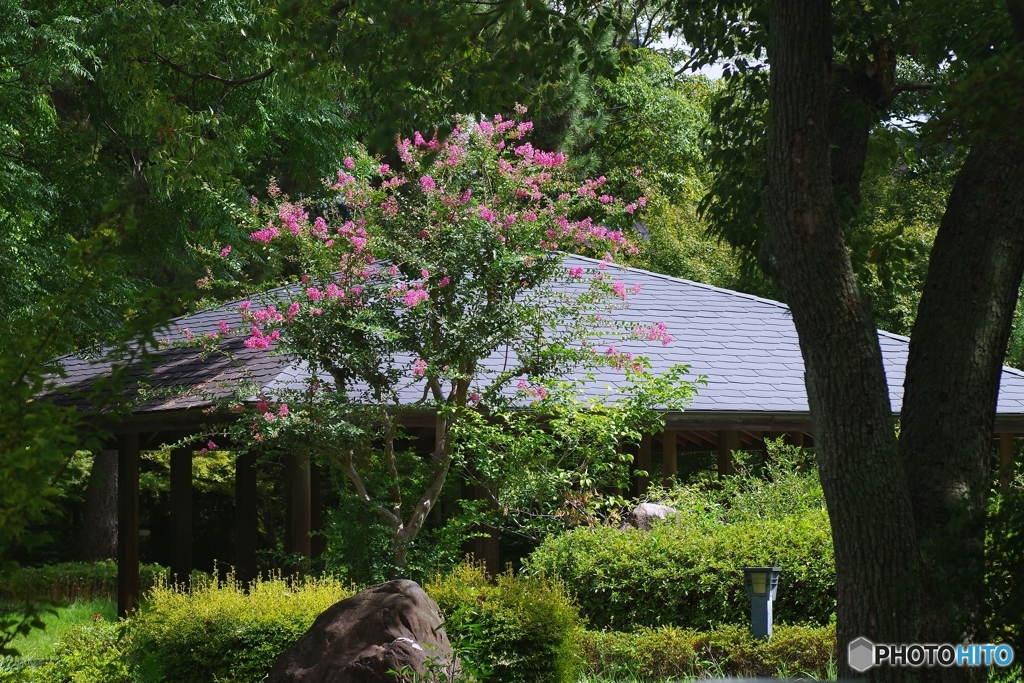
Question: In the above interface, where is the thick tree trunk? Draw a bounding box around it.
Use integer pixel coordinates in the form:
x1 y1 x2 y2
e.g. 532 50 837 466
76 449 118 562
899 140 1024 655
762 0 920 678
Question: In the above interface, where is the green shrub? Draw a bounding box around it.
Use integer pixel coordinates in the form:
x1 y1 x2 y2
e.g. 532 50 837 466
129 573 354 683
0 562 167 604
426 562 582 683
526 509 835 630
19 617 132 683
575 623 836 680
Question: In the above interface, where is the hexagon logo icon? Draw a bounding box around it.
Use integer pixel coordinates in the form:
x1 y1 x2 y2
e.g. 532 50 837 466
848 637 875 672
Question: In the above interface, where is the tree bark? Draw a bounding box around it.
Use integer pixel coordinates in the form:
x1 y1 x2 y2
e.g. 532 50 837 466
76 449 118 562
899 139 1024 654
762 0 920 678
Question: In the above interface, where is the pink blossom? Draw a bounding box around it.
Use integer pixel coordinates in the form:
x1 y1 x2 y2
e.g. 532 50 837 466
421 269 430 279
632 283 643 294
218 320 231 335
638 196 647 208
378 163 391 175
251 225 279 243
612 281 627 299
517 379 529 390
244 328 280 349
634 168 643 176
403 289 429 308
479 206 497 223
469 392 481 403
599 194 613 204
626 203 637 214
412 359 428 377
264 412 275 422
287 302 300 320
256 400 269 412
183 328 193 341
278 403 290 417
420 175 436 193
239 301 251 311
325 283 343 300
343 156 356 169
220 245 232 257
439 276 450 287
568 266 584 278
306 287 323 301
389 264 399 276
207 440 217 450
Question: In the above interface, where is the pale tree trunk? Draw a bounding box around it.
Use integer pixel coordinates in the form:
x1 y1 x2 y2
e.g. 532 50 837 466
761 1 921 679
76 449 119 562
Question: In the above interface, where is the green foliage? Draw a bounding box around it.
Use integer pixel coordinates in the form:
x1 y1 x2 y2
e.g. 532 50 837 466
1 599 116 663
576 623 836 681
17 617 132 683
426 562 583 683
129 573 354 683
986 482 1024 651
525 440 835 631
0 563 167 604
527 508 836 632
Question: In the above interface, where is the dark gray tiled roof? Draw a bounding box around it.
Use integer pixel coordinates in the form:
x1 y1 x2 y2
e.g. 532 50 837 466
53 253 1024 421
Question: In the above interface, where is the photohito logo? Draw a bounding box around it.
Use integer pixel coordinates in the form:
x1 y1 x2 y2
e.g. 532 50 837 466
848 638 1015 672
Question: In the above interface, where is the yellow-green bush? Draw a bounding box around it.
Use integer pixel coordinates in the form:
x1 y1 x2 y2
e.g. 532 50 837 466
576 623 836 680
130 573 354 683
426 562 582 683
18 618 132 683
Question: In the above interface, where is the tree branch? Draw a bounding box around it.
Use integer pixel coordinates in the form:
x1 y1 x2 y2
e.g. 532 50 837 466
152 52 274 86
892 81 935 95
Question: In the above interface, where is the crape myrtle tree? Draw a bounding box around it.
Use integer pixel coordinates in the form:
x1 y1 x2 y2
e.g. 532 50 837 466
669 0 1024 678
199 113 695 575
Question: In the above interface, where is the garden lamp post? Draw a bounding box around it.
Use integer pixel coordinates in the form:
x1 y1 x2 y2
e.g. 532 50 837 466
743 566 781 639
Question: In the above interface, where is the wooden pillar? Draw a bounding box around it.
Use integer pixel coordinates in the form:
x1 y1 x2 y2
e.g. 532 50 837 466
632 434 652 497
310 464 326 559
235 450 258 585
662 429 678 487
117 433 140 618
170 447 193 588
287 453 312 560
1000 433 1015 496
717 430 740 478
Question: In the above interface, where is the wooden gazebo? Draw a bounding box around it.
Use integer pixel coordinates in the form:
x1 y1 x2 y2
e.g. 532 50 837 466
53 254 1024 616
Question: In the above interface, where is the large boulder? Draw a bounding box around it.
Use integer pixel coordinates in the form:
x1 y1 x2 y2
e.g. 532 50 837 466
267 579 458 683
624 502 679 530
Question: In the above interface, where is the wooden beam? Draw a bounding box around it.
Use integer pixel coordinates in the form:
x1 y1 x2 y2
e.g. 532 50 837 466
632 434 652 497
235 450 258 585
1000 433 1015 496
717 430 740 478
287 454 312 561
170 447 193 588
310 463 325 559
117 433 140 617
662 429 678 486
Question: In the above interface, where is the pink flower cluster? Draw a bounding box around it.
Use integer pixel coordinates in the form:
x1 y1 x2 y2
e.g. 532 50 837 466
244 327 280 349
633 322 674 346
412 359 428 377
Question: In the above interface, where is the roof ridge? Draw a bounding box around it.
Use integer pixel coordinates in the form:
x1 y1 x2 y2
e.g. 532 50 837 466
562 252 794 312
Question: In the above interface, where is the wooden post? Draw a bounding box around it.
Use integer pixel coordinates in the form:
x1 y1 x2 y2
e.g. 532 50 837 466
235 451 258 585
633 434 652 497
170 447 193 588
310 464 325 559
1000 433 1015 496
662 429 678 487
288 453 312 560
117 433 140 618
717 430 740 478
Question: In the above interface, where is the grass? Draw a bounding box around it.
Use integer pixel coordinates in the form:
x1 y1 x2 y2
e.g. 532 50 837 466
2 598 117 660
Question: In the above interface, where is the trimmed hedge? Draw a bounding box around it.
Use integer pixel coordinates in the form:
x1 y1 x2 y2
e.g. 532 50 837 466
577 623 836 680
526 509 836 630
129 574 355 683
0 562 167 604
426 562 582 683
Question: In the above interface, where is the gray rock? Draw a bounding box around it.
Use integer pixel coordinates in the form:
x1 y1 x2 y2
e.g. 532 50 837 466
625 502 679 530
267 579 458 683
